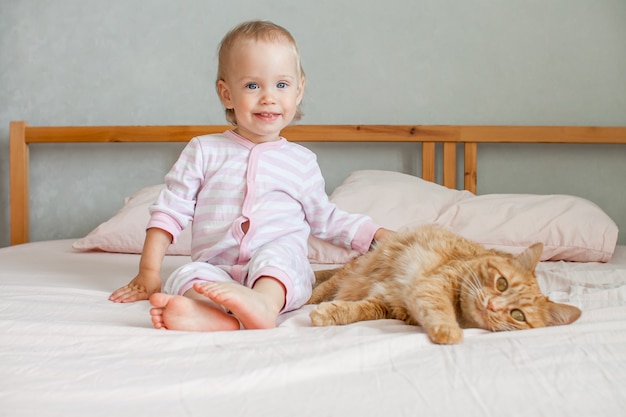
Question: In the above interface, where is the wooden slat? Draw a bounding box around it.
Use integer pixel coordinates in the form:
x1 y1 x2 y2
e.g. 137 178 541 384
442 142 456 189
20 124 626 144
9 122 626 245
464 143 477 194
23 125 231 144
9 121 29 245
22 125 444 144
17 125 626 143
459 125 626 144
422 142 436 182
287 125 445 142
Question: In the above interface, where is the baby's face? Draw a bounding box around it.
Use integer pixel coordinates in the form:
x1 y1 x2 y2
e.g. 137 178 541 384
218 40 304 144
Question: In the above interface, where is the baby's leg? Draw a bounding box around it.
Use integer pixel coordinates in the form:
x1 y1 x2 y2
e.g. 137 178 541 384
150 262 240 331
193 277 285 330
149 292 240 331
193 240 309 329
244 243 315 312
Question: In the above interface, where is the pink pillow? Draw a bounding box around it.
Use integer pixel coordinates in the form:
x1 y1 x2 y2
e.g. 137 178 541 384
73 185 192 255
307 236 357 264
327 170 474 229
309 170 618 263
72 185 359 262
437 194 618 262
74 171 619 264
307 170 474 263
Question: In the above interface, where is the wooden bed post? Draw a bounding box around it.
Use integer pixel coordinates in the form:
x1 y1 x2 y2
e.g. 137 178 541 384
9 121 29 245
464 142 477 194
442 142 457 189
421 142 436 183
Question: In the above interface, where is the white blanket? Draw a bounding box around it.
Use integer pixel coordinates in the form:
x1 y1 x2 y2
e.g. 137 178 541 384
1 240 626 416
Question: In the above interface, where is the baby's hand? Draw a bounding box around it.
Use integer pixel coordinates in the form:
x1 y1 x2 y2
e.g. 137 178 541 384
373 228 396 243
109 274 160 303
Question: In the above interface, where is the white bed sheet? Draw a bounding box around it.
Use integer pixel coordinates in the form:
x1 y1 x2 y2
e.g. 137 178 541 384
1 240 626 417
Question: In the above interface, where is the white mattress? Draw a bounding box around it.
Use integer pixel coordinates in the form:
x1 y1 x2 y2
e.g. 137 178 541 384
1 240 626 416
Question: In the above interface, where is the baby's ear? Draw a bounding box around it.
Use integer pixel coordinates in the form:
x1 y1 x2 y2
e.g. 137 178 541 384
296 76 306 104
217 79 232 108
515 242 543 271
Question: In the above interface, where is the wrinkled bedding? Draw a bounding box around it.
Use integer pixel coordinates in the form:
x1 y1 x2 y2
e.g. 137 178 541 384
1 240 625 417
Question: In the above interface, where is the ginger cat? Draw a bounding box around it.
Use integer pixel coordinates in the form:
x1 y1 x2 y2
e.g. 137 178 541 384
308 225 581 344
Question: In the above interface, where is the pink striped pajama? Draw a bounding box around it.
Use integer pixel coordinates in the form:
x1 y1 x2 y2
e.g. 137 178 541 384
148 130 379 312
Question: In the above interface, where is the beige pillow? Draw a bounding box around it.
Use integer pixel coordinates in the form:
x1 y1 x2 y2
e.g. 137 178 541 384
74 170 619 263
73 185 192 255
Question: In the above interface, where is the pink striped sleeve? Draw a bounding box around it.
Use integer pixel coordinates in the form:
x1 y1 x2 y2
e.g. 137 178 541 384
147 137 205 242
300 155 380 254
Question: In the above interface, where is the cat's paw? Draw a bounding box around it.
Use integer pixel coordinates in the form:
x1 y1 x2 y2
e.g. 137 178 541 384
310 302 340 326
427 324 463 344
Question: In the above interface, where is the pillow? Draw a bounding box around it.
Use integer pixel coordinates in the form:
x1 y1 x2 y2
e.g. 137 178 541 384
74 171 619 264
74 171 474 261
307 170 474 263
437 193 618 262
73 185 192 255
72 185 349 261
309 170 618 263
327 170 474 230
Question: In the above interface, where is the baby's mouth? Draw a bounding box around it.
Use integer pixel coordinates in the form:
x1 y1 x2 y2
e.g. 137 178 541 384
256 112 280 119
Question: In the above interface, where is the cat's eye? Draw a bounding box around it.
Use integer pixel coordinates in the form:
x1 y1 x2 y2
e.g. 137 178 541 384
511 309 526 322
496 277 508 292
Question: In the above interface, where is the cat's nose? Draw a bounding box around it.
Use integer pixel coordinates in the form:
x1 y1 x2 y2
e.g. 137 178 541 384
486 299 503 312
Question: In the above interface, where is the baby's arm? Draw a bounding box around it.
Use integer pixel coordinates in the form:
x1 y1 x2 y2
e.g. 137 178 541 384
109 227 172 303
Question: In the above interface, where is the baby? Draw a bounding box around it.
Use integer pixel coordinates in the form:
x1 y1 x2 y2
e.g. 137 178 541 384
109 20 393 331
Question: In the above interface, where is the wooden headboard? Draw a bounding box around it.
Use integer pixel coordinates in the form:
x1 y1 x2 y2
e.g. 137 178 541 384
9 121 626 245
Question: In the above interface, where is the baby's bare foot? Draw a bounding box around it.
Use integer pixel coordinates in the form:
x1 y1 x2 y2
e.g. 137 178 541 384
149 293 240 331
193 282 280 330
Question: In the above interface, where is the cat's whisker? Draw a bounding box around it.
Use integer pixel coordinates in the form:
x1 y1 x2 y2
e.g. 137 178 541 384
459 262 484 301
496 321 517 332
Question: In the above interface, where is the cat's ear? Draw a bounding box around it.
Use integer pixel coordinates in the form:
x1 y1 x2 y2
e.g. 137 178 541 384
515 242 543 271
545 301 582 326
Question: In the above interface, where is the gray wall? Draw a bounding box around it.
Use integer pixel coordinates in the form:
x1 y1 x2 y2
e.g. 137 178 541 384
1 0 625 247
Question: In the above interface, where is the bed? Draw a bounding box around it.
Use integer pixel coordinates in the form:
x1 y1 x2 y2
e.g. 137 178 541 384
3 122 626 416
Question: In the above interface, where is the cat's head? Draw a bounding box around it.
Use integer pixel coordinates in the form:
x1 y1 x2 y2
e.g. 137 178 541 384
459 242 582 332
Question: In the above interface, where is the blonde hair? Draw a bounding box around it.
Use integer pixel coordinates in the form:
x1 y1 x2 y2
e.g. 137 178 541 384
216 20 305 125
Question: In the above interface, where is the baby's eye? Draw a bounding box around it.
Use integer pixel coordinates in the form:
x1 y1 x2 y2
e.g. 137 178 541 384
511 309 526 322
246 83 259 90
496 276 508 292
277 82 287 89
